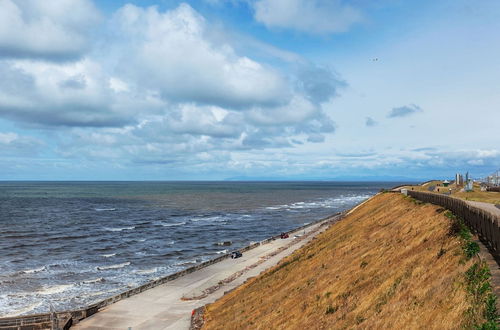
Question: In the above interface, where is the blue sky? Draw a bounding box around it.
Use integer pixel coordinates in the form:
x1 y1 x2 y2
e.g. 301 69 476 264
0 0 499 181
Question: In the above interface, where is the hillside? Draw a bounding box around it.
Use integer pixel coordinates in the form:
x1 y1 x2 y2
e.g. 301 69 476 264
202 193 495 329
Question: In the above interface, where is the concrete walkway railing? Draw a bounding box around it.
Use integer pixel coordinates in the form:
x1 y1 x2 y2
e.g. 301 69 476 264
408 191 500 257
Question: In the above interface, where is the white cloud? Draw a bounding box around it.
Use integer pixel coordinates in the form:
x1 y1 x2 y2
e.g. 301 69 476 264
113 3 290 109
0 132 18 144
0 0 101 60
246 95 318 126
0 131 42 156
0 59 162 127
0 2 345 177
253 0 362 34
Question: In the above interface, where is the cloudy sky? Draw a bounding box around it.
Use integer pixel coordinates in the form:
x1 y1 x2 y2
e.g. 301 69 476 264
0 0 499 180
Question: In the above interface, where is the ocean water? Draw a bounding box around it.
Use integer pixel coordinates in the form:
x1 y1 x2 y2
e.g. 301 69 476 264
0 181 400 316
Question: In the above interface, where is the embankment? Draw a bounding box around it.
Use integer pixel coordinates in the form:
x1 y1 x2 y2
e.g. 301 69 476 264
202 193 497 329
0 212 340 330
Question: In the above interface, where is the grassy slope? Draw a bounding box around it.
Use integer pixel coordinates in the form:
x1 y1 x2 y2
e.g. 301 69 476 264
453 190 500 205
203 193 481 329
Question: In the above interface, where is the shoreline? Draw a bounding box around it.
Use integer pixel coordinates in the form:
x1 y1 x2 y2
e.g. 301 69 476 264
0 206 351 329
71 212 344 329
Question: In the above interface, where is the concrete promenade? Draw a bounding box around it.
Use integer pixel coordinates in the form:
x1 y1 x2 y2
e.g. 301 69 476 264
73 218 334 329
466 200 500 217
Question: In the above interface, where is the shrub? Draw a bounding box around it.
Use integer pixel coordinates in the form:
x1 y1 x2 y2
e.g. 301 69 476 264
325 305 337 314
464 241 480 259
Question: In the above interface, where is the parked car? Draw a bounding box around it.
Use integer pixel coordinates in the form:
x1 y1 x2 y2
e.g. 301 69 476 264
231 251 242 259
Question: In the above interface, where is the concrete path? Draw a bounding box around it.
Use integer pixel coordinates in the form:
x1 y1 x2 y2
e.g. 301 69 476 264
72 218 336 330
466 200 500 217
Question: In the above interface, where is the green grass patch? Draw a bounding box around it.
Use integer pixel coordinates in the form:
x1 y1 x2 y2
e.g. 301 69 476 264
445 210 479 259
465 261 499 328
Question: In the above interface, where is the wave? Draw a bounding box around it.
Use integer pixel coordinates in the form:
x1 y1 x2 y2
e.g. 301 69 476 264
101 253 116 258
81 277 105 284
1 301 43 317
191 216 226 222
265 194 372 211
95 208 116 212
104 226 135 232
161 222 186 227
215 241 232 246
85 288 119 298
96 262 130 271
37 284 74 295
216 249 228 254
135 268 159 275
174 259 198 267
22 266 46 274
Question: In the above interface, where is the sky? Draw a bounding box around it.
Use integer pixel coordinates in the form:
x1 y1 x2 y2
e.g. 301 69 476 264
0 0 499 181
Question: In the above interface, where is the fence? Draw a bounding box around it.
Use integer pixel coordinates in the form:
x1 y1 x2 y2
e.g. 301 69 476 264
408 191 500 257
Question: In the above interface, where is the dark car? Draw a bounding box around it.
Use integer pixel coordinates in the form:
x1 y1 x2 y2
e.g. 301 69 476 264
231 251 242 259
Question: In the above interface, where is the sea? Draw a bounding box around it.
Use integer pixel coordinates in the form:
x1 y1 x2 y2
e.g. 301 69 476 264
0 181 402 317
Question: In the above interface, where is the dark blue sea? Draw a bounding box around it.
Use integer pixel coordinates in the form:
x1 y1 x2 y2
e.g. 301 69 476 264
0 181 401 316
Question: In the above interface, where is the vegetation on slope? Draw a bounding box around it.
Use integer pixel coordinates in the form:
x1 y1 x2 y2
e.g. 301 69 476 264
203 193 497 329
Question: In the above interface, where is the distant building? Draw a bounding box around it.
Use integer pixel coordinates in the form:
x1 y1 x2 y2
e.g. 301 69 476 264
465 180 473 191
465 172 473 191
443 180 450 187
455 173 463 186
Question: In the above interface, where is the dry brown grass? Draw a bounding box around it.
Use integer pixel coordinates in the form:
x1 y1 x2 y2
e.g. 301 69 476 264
406 181 500 204
203 193 481 329
453 190 500 205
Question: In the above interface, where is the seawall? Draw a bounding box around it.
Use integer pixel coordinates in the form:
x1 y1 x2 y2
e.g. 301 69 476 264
0 211 345 330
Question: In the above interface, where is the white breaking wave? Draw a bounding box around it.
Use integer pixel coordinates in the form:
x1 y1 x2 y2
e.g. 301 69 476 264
135 268 159 275
96 262 130 271
1 301 43 317
161 222 186 227
265 194 372 211
22 266 46 274
81 277 105 284
85 288 118 298
104 226 135 232
37 284 74 295
216 249 228 254
101 253 116 258
191 216 225 222
95 208 116 212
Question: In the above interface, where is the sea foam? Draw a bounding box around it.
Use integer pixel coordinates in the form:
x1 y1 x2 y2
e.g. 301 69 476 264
96 262 130 271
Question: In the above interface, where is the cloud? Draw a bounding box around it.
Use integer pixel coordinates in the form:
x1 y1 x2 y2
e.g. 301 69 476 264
297 65 346 104
0 60 144 127
365 117 377 127
253 0 363 34
113 3 290 109
0 2 342 175
0 0 101 61
387 104 422 118
0 131 43 156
